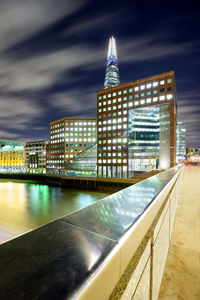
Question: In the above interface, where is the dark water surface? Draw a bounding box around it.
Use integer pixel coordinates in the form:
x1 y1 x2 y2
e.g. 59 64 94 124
0 179 109 233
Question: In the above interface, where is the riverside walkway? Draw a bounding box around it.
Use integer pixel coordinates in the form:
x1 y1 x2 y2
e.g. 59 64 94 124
159 166 200 300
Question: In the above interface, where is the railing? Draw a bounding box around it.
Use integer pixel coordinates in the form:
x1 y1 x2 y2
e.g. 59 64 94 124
0 164 184 300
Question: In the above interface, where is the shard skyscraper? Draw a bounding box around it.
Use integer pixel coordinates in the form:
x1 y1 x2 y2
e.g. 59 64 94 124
104 36 120 89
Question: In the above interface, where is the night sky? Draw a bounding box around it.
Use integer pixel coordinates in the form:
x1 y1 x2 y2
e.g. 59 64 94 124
0 0 199 147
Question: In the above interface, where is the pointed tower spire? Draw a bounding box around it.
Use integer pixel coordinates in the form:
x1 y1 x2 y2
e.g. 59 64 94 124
104 36 120 89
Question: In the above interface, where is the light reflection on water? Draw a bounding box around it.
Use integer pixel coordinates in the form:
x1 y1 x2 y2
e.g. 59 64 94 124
0 180 109 231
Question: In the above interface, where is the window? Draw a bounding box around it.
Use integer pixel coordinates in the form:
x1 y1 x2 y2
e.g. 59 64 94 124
123 96 127 101
129 95 133 100
108 93 111 98
153 90 158 94
160 80 165 85
140 85 145 90
159 95 165 100
153 82 158 87
147 91 151 95
103 95 106 99
146 83 151 89
113 92 116 96
167 78 172 83
118 91 122 95
160 88 165 93
167 86 172 91
141 92 145 97
134 101 139 105
134 86 139 91
123 90 127 94
146 98 151 103
129 88 133 92
167 94 173 99
140 99 145 104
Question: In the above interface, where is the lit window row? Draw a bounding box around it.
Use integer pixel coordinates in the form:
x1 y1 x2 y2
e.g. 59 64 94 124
98 118 127 125
98 138 127 144
98 124 127 131
65 127 96 131
98 79 172 99
65 138 96 142
98 159 127 164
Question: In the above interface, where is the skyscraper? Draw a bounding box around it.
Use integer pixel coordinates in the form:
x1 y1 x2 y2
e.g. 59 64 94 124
104 36 120 89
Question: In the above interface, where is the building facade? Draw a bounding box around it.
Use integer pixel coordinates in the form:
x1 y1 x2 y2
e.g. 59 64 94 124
46 117 97 174
176 121 186 162
24 140 47 174
97 71 177 178
0 140 24 172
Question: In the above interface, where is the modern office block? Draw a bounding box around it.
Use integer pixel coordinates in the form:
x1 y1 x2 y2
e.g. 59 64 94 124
97 71 177 178
0 139 24 172
46 117 97 174
176 121 186 162
24 140 48 174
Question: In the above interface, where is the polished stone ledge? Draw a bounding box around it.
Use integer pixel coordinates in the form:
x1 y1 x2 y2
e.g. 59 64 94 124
0 165 183 300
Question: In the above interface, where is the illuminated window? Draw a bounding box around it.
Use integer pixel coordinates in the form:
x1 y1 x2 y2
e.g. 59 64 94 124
140 85 145 90
123 103 127 108
129 95 133 100
147 91 151 95
134 101 139 105
113 92 116 96
146 83 151 89
167 78 172 83
153 82 158 87
160 80 165 85
134 94 139 98
140 99 145 104
146 98 151 103
118 97 122 102
108 93 111 98
118 91 122 95
134 86 139 91
113 99 116 103
128 102 133 107
123 96 127 101
123 90 127 94
167 94 173 99
103 95 106 99
159 95 165 100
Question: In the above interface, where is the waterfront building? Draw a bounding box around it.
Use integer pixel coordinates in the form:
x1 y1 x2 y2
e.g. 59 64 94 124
24 140 48 174
0 139 24 172
176 121 186 162
46 117 97 174
98 71 176 178
104 36 120 89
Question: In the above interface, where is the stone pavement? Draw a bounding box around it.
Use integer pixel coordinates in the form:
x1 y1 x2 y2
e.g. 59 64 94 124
159 165 200 300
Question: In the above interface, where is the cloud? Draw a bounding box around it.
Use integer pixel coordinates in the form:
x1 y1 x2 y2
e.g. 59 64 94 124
0 0 87 54
48 87 98 115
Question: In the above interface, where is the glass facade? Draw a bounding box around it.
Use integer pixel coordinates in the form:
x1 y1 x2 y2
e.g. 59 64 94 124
65 144 97 177
176 121 186 162
128 104 170 176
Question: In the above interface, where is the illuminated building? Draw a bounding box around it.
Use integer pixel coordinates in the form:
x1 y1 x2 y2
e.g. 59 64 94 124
176 121 186 162
97 71 177 178
46 117 97 174
104 36 120 89
24 140 48 174
0 139 24 172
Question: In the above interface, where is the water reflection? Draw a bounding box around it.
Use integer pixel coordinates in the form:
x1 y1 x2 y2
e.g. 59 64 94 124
0 180 109 234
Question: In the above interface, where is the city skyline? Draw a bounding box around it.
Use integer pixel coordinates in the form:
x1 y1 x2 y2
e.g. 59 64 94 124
0 0 199 147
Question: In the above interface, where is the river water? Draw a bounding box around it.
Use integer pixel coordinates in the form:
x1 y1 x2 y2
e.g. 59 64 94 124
0 179 110 244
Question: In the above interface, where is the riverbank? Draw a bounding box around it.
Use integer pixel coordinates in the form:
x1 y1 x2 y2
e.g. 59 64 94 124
0 170 161 192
